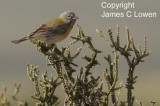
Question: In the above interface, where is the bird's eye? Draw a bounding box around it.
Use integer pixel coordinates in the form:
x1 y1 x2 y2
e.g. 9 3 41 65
68 15 72 18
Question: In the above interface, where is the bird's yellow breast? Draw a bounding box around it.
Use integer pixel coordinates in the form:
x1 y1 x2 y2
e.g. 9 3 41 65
57 26 72 42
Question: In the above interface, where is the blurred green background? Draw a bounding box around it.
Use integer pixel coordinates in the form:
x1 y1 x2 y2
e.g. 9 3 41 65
0 0 159 105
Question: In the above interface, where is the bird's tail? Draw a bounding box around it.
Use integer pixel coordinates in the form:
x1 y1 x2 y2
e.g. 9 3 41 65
11 37 28 44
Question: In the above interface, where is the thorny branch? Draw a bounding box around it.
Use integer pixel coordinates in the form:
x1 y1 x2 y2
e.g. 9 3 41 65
96 25 150 106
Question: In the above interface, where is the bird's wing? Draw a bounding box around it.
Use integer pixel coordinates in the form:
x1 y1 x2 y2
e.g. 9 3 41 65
28 24 47 38
28 23 70 39
48 23 70 35
28 17 68 38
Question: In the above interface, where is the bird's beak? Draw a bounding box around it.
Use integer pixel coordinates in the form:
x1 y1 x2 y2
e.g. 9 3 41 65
73 16 79 20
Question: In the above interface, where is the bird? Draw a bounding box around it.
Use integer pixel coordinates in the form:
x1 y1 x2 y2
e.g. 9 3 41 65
11 11 78 45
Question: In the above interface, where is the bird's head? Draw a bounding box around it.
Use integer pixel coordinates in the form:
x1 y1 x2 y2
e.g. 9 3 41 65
59 11 79 26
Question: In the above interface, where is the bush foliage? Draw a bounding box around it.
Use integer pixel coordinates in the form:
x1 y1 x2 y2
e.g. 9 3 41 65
1 25 153 106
